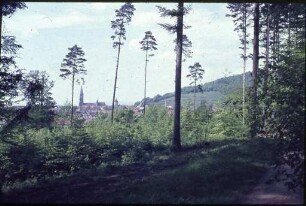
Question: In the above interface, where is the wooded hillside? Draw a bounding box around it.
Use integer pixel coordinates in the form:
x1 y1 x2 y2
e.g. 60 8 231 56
135 72 252 107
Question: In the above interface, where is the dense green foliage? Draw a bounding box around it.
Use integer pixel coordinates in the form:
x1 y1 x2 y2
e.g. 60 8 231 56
226 3 305 190
0 97 248 192
258 41 305 190
1 136 276 203
255 3 305 190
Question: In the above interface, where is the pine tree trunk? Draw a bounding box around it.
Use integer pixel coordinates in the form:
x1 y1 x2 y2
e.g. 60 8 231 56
0 2 3 59
173 2 184 151
111 36 122 124
275 16 280 61
71 73 75 126
251 3 259 138
144 47 148 115
287 4 291 50
41 76 45 108
242 3 247 126
193 80 196 113
262 4 270 132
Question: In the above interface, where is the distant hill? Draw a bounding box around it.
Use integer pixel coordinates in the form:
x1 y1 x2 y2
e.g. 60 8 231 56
134 72 252 108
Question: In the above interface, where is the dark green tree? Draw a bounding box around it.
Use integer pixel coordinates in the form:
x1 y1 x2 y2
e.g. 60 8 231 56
139 30 157 115
20 70 56 129
22 71 54 107
157 3 191 151
0 0 27 55
0 1 26 123
256 3 305 190
186 62 204 113
0 36 22 110
110 3 135 124
60 45 87 125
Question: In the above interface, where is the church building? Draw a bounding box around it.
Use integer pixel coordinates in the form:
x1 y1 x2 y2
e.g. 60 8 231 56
78 86 106 113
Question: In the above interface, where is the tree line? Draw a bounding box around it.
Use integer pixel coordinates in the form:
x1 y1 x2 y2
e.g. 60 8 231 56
227 3 305 190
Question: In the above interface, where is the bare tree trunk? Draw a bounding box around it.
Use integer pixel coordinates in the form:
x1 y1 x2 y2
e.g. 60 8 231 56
143 45 148 115
264 4 270 89
111 36 122 124
242 3 247 126
41 76 45 108
275 16 280 61
173 2 184 151
262 3 270 132
0 2 3 60
287 4 291 50
251 3 259 138
71 73 75 126
193 80 196 113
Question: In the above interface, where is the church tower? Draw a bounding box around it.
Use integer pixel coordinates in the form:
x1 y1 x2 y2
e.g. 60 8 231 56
79 86 84 107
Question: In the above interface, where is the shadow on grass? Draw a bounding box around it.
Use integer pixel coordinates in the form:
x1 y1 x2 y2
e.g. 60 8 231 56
0 137 276 204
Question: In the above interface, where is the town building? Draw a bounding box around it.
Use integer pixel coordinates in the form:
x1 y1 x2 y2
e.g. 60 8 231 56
76 86 107 121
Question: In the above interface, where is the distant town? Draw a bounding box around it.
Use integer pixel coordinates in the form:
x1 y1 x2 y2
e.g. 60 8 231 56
52 86 174 126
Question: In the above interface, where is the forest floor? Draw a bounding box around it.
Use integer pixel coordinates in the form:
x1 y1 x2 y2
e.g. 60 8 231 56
0 137 304 204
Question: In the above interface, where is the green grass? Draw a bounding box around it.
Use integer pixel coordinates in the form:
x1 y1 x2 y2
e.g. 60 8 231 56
0 137 276 204
102 137 275 204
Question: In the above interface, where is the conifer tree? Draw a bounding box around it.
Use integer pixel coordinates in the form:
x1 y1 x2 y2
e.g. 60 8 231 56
0 0 27 56
0 1 26 120
157 3 191 151
226 3 252 125
139 31 157 115
187 62 204 113
174 34 192 61
60 45 87 125
110 2 135 123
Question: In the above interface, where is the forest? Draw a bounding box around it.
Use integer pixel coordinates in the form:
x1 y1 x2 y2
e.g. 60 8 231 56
0 1 305 204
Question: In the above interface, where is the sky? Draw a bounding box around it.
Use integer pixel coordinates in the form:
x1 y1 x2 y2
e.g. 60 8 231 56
3 2 252 106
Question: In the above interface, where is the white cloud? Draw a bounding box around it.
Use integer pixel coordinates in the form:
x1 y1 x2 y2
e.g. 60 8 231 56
46 11 95 28
5 11 97 38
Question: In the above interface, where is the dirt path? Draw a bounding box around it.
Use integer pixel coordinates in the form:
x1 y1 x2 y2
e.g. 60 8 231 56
241 165 304 204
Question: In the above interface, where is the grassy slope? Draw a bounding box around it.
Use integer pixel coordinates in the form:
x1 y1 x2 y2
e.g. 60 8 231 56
108 137 275 204
153 91 224 108
0 136 276 204
136 72 252 107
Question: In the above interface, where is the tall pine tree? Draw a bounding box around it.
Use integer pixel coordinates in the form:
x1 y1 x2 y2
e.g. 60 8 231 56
226 3 252 125
186 62 204 113
139 31 157 115
60 45 87 125
110 3 135 123
157 3 191 151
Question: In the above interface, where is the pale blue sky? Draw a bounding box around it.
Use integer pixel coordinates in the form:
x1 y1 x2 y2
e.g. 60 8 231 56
3 2 252 105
